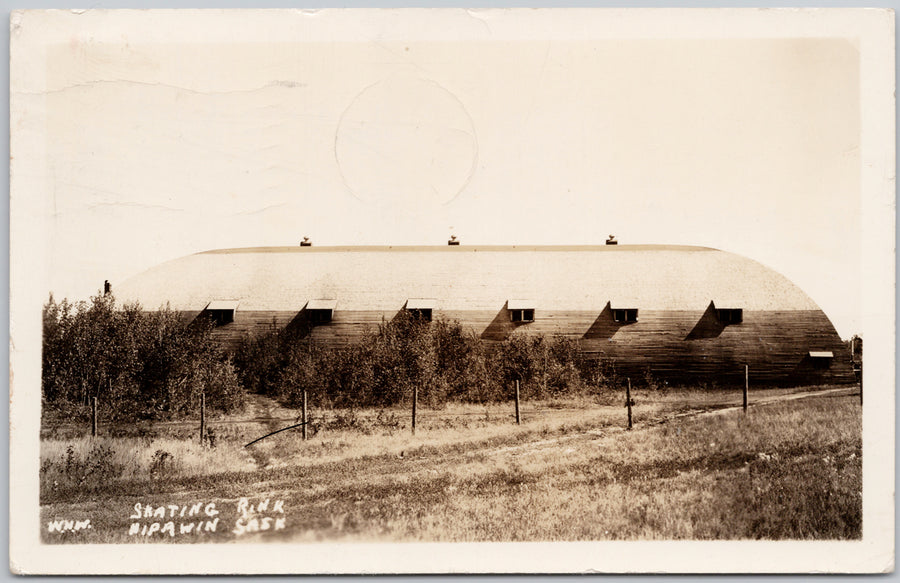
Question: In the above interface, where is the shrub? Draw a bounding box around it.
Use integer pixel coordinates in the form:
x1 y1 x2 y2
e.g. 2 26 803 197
43 289 619 417
149 449 174 476
40 443 125 495
234 313 600 409
42 293 244 421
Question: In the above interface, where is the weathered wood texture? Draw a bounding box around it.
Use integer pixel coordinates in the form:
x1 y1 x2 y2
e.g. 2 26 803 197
200 307 853 385
119 245 854 387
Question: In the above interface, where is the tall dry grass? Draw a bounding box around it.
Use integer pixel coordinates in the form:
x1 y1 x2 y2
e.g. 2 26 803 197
40 436 256 499
41 388 860 542
332 395 862 541
40 387 846 497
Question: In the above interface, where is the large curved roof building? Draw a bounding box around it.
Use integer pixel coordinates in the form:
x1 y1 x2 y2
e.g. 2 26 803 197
117 244 854 385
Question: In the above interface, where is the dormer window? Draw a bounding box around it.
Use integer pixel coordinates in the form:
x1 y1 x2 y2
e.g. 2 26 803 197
613 308 638 323
716 308 743 324
809 351 833 369
204 300 239 326
510 309 535 323
405 299 436 322
508 300 535 323
306 299 336 324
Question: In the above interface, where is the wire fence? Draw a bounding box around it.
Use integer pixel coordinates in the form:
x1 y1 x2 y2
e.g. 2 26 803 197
42 370 862 444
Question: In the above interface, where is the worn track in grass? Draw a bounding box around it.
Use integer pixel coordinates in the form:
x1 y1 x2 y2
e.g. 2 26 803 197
487 385 858 459
40 385 861 543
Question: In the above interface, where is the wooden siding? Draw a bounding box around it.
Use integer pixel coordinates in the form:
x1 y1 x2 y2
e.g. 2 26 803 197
201 307 854 385
123 245 854 387
206 311 298 348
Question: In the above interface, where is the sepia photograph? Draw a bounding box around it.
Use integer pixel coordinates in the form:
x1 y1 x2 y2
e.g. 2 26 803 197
9 7 895 574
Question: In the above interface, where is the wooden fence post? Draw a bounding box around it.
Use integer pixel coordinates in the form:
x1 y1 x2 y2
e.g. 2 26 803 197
515 380 521 425
91 396 98 437
743 365 749 413
200 392 206 445
412 384 418 435
626 378 633 430
302 389 308 441
859 362 863 406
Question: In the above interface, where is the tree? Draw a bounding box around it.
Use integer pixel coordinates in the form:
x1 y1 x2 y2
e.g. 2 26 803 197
42 293 244 421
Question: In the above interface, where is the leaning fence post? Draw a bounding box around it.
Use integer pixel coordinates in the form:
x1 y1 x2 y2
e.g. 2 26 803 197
302 389 308 441
625 378 633 430
743 365 749 413
514 380 521 425
411 384 418 435
200 392 206 445
91 396 98 437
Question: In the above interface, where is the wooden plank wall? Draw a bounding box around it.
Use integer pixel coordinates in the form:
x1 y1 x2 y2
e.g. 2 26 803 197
201 307 855 386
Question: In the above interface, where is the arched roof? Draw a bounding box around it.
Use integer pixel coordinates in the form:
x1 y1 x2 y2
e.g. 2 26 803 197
115 244 821 313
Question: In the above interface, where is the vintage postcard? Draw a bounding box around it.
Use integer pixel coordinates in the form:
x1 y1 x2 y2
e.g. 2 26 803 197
9 8 895 574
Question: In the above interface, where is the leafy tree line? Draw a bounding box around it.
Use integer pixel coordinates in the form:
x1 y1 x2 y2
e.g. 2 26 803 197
43 294 614 422
42 294 243 421
843 335 862 364
233 311 610 410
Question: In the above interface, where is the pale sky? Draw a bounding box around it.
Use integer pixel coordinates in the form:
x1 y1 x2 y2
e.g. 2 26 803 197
25 11 861 337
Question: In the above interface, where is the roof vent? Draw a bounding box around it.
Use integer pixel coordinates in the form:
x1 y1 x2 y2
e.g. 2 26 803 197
300 236 312 247
448 235 460 246
606 235 618 246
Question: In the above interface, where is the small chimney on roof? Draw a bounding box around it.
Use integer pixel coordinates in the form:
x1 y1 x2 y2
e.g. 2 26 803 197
300 236 312 247
606 234 618 246
448 235 460 246
103 280 112 295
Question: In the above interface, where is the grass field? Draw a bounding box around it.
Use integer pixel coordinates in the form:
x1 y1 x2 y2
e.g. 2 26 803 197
40 386 861 543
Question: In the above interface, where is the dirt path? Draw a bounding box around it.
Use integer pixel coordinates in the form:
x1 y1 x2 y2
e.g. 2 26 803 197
478 385 859 460
196 385 862 501
40 385 860 544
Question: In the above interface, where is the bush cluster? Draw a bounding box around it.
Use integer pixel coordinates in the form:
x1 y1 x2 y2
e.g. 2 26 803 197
43 294 623 422
42 293 243 421
40 443 124 496
233 311 608 410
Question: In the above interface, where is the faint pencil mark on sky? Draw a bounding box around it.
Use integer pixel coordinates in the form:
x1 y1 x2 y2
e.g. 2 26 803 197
15 78 307 97
334 75 478 208
237 203 289 217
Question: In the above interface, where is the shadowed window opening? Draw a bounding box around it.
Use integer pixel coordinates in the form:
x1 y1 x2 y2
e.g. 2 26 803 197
613 308 638 323
405 299 436 322
307 310 333 324
716 308 743 324
510 309 535 323
407 308 433 321
508 300 535 323
204 300 239 326
809 351 833 369
306 299 336 324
